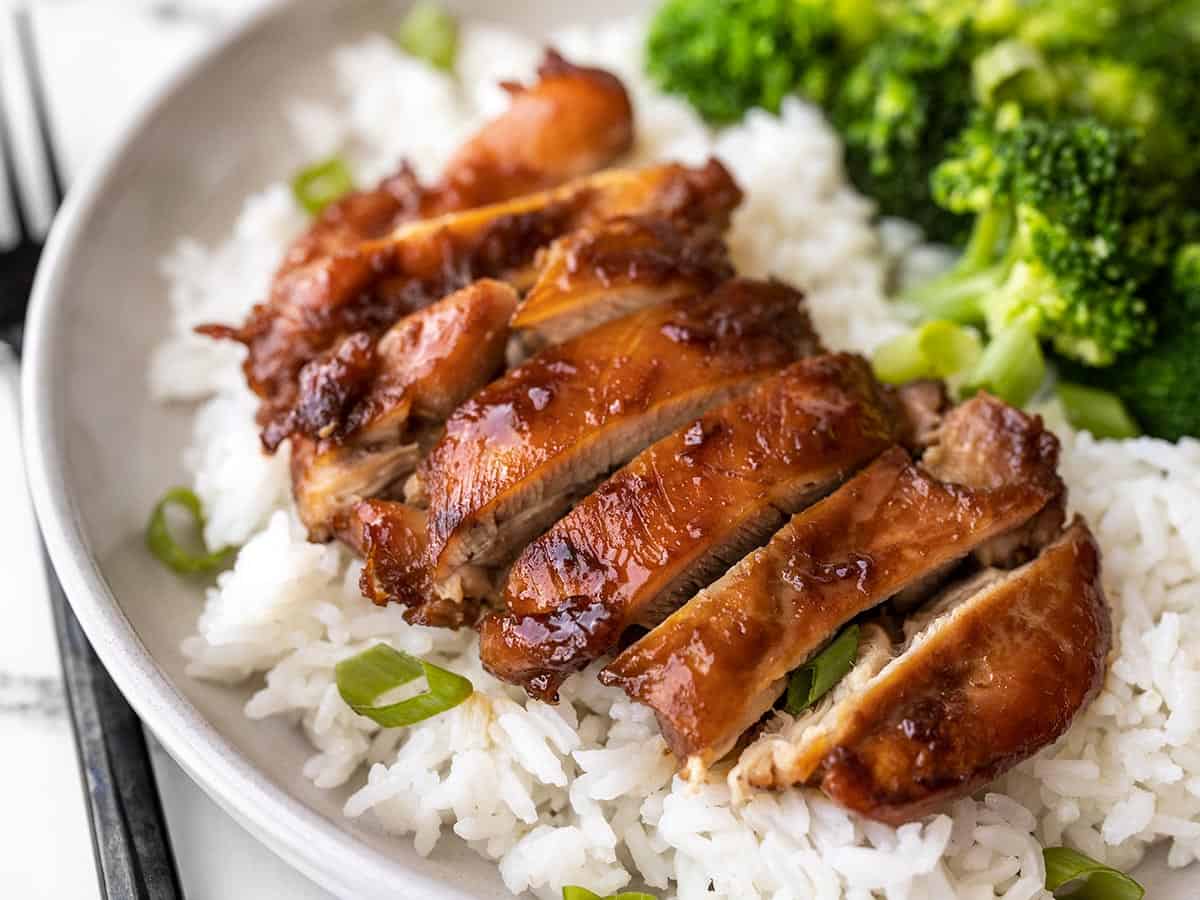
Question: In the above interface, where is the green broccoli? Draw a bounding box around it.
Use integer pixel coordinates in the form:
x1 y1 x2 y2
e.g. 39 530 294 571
912 111 1156 364
644 0 852 125
643 1 979 241
831 13 976 242
901 109 1164 403
1078 244 1200 441
968 0 1200 184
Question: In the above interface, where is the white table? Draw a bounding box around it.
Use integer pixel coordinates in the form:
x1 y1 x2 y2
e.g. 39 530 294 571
1 2 333 896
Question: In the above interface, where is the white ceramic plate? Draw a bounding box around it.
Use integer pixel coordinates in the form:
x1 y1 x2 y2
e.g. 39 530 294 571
20 1 1195 897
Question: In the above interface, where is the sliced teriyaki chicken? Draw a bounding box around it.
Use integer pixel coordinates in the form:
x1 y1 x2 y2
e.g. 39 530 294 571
600 395 1065 773
201 159 742 437
355 500 491 628
421 278 823 592
732 519 1109 824
276 49 634 276
480 354 901 701
511 216 734 351
922 391 1066 566
432 50 635 214
289 280 517 541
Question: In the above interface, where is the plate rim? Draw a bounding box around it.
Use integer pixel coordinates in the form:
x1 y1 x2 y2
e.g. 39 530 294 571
20 2 471 897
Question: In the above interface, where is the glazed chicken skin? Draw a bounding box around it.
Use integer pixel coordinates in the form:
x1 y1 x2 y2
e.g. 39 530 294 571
480 354 901 701
275 50 634 277
732 519 1109 824
434 50 635 215
206 159 742 440
354 499 493 628
511 216 734 351
288 279 518 541
421 278 822 592
600 395 1065 772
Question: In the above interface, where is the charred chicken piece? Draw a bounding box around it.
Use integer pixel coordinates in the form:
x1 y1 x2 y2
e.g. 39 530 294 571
480 354 901 701
512 216 734 351
355 499 490 629
276 50 634 275
290 280 517 541
421 278 822 594
600 395 1064 773
202 160 742 438
733 519 1109 824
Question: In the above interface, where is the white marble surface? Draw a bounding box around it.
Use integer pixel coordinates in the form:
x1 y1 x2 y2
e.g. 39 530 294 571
2 1 333 896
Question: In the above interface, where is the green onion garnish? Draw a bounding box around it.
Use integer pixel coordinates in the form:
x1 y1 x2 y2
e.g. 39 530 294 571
872 320 983 384
1056 382 1141 440
335 644 472 727
784 624 860 716
145 487 236 575
562 888 658 900
291 157 355 216
1044 847 1145 900
394 1 459 72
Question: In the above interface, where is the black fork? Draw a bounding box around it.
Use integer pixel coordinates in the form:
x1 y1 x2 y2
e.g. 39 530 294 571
2 9 184 898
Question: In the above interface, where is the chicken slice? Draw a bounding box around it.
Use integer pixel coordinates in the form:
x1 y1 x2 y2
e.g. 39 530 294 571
921 391 1066 567
480 354 901 701
290 280 517 541
600 396 1064 772
434 50 634 213
511 217 734 351
355 500 491 629
276 50 634 276
422 278 822 586
202 160 742 439
733 519 1109 824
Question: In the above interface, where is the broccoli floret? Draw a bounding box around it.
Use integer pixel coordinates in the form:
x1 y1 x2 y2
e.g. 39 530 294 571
643 1 981 242
644 0 852 124
905 110 1162 402
1011 0 1124 50
969 1 1200 184
832 13 977 242
1080 244 1200 440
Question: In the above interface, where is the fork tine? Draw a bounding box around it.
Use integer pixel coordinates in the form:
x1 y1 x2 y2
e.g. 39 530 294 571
0 44 33 247
14 8 63 211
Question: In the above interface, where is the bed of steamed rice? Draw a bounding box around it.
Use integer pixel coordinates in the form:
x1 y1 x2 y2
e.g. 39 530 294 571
149 17 1200 900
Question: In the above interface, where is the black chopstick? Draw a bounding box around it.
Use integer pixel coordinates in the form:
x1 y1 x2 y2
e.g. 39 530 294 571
45 552 185 900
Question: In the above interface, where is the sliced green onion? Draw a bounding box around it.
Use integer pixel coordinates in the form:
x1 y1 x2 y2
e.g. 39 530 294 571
784 624 860 716
962 316 1047 407
145 487 236 575
336 644 472 727
1044 847 1144 900
1057 382 1141 440
394 1 458 71
873 320 983 384
562 888 658 900
291 157 355 216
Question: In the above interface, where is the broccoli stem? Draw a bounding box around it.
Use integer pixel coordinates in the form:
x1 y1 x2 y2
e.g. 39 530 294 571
1056 382 1142 439
962 203 1014 269
903 204 1012 322
963 314 1047 406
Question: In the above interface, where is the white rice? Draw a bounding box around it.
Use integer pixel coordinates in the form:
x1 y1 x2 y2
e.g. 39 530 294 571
152 17 1200 899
